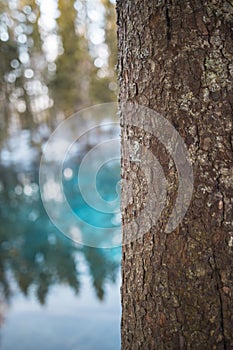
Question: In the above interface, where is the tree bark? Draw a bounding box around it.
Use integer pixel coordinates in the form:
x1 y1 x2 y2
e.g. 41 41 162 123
117 0 233 349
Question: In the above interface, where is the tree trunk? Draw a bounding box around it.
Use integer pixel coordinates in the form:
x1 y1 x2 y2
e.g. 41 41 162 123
117 0 233 349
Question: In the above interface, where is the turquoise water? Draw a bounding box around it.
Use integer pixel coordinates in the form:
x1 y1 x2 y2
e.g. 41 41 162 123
0 131 121 350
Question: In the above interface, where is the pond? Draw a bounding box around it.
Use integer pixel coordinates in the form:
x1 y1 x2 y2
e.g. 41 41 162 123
0 117 121 350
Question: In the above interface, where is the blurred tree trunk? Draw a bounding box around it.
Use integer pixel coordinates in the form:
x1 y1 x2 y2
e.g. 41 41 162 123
117 0 233 349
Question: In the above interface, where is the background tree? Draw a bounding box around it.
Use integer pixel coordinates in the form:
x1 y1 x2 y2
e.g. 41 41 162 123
118 0 233 349
51 0 90 117
0 0 52 139
89 0 118 103
0 0 18 139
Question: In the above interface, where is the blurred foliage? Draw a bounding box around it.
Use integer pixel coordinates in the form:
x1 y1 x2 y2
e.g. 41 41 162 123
90 0 118 104
0 0 117 140
50 0 90 116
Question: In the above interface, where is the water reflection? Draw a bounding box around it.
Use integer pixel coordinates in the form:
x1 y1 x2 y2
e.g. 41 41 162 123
0 136 121 349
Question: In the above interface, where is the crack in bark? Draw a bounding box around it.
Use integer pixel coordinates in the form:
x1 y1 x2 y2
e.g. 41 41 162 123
212 253 227 350
165 6 171 41
216 174 225 227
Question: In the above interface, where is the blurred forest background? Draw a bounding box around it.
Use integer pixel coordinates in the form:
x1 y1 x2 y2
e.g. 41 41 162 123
0 3 121 345
0 0 117 147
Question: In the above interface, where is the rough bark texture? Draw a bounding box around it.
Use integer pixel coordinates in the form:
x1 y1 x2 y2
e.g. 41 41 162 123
118 0 233 349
